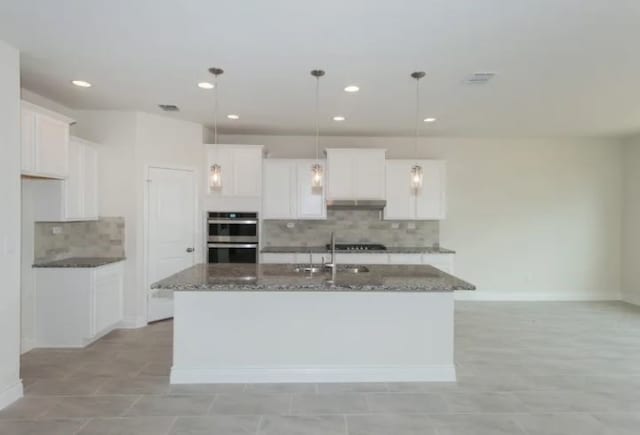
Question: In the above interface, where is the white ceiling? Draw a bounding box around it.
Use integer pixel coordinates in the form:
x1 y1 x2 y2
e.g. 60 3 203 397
1 0 639 137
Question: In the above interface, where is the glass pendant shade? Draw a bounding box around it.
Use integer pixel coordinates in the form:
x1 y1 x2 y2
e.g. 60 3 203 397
209 164 222 190
311 163 323 188
410 164 423 190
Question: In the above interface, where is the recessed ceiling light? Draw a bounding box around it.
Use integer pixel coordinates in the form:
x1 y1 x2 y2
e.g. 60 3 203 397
227 114 239 120
71 80 92 88
198 82 214 89
344 85 359 93
424 117 437 123
333 116 346 121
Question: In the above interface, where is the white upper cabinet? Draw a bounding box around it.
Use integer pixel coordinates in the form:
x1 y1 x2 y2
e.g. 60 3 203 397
384 159 446 220
384 160 414 220
33 137 99 222
326 148 386 201
21 101 73 179
262 159 297 219
207 145 263 197
262 159 326 220
415 160 446 220
82 144 99 219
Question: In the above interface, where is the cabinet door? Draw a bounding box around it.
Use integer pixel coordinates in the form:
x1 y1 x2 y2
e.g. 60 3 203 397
233 147 262 196
326 150 354 200
83 145 99 219
93 264 123 335
354 149 386 199
263 159 296 219
415 160 446 220
297 159 326 219
35 113 69 178
21 108 36 173
384 161 414 220
64 139 84 220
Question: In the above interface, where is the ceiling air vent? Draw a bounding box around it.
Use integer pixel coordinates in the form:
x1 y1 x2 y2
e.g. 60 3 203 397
158 104 180 112
464 72 496 85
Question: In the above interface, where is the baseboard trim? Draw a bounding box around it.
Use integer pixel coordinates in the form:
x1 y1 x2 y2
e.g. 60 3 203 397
170 365 457 384
21 338 35 355
0 380 23 410
455 290 620 302
118 316 148 329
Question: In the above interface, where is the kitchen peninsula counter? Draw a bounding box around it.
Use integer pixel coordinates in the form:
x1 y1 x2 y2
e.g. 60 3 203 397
151 263 475 292
160 263 475 385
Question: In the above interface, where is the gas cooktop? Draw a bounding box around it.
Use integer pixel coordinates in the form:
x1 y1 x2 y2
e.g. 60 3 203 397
326 243 387 251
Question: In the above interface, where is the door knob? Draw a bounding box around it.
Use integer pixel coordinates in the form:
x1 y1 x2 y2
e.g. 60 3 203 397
186 248 194 253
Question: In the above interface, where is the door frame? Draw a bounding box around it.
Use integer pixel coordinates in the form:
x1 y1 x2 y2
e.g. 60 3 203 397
143 164 200 323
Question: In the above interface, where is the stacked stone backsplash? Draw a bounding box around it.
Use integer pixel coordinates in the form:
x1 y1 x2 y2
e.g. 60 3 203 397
262 209 439 247
34 217 125 263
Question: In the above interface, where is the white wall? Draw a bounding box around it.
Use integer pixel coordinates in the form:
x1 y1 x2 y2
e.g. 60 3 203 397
135 112 205 312
221 134 623 301
0 40 23 408
621 136 640 305
74 111 204 326
19 91 78 352
73 111 141 326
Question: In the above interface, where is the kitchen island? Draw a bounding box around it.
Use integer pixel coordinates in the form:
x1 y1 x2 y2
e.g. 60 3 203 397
152 263 475 384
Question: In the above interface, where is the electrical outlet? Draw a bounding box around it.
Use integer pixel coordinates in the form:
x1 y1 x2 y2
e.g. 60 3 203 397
286 222 295 229
407 222 416 230
391 223 400 229
52 226 63 235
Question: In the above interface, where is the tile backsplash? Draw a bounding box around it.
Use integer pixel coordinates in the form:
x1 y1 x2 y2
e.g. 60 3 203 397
34 217 125 262
262 209 439 247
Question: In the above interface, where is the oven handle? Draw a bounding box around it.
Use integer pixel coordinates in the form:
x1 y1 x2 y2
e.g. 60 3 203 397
207 243 258 248
208 219 258 224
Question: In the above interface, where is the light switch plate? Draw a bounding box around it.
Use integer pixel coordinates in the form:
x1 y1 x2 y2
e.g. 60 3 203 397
286 222 295 229
52 226 62 235
391 223 400 229
407 222 416 230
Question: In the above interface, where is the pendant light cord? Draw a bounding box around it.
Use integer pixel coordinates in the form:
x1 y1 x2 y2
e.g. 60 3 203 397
213 74 219 145
314 75 320 162
414 75 420 159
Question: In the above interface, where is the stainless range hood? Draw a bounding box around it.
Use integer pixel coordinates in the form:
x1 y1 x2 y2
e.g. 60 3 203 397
326 199 387 210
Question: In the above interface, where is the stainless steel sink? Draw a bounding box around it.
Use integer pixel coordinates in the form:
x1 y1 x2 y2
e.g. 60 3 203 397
292 265 324 273
336 264 370 273
292 264 370 274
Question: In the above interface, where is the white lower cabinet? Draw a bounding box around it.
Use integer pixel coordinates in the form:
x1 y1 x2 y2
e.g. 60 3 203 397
335 253 389 264
260 252 454 272
34 261 124 347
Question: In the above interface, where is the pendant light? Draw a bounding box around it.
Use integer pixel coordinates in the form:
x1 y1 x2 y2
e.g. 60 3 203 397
410 71 425 191
310 69 325 188
209 67 224 190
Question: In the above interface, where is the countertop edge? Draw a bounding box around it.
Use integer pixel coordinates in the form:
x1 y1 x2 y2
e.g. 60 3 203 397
33 257 126 268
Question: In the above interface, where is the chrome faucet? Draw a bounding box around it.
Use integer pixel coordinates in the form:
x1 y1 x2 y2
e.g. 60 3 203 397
324 232 337 283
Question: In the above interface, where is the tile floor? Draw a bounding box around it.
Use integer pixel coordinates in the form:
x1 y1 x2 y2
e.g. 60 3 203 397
2 301 640 434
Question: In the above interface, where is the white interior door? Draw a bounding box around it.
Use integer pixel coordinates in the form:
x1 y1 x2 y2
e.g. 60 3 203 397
148 167 196 322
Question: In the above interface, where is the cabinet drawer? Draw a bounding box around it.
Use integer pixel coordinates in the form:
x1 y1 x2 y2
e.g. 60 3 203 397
387 254 422 264
261 253 297 263
335 253 389 264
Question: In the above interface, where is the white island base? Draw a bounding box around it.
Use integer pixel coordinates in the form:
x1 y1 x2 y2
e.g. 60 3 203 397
171 290 455 384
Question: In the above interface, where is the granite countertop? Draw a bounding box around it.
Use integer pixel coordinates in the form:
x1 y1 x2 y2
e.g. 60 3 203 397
33 257 126 268
151 263 475 292
261 246 456 254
